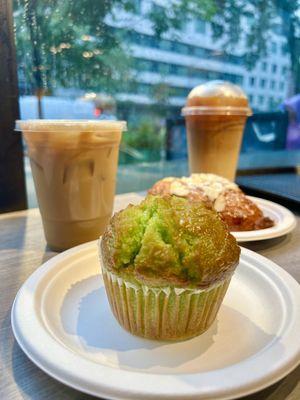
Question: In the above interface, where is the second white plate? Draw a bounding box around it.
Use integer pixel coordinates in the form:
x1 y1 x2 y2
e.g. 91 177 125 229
233 196 296 242
12 241 300 400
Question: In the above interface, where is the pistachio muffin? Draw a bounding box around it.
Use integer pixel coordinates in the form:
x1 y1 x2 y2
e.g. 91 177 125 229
100 195 240 340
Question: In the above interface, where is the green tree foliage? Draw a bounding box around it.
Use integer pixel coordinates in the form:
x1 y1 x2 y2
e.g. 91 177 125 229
14 0 300 102
164 0 300 92
14 0 133 97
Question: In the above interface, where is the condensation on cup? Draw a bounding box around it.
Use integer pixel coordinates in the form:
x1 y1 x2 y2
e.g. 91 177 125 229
182 80 252 181
16 120 126 251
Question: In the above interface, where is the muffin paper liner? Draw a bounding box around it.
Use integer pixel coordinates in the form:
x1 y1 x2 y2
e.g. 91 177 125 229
101 265 231 341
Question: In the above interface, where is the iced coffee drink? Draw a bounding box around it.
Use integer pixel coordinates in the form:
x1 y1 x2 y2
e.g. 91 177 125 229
17 120 126 251
182 81 252 181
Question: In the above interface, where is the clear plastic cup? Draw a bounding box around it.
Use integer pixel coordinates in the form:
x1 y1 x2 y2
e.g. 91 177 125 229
16 120 126 251
182 80 252 181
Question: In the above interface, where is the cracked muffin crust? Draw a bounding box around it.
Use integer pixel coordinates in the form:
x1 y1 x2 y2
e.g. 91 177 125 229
101 195 240 288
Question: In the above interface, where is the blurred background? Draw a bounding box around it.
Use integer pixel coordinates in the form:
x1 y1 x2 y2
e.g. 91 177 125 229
12 0 300 205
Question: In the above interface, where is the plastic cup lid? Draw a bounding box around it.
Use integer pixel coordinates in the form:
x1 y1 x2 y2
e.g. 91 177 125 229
182 80 252 116
15 119 127 132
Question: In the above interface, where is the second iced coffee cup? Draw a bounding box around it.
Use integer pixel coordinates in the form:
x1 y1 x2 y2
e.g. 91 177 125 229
182 80 252 181
16 120 126 251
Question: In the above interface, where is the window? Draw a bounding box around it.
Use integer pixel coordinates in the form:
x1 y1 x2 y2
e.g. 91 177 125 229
173 42 189 55
135 59 155 72
236 76 244 85
262 62 267 71
158 63 170 74
249 77 256 86
136 33 156 48
195 19 206 34
159 40 172 51
193 47 206 58
170 87 189 97
133 0 142 14
271 42 277 53
260 79 266 88
6 0 300 207
208 71 218 80
137 83 151 95
176 65 188 75
281 43 288 55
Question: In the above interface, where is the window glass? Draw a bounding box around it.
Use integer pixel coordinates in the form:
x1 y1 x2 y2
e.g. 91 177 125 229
12 0 300 203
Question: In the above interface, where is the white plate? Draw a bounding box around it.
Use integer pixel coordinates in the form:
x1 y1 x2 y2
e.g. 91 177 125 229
12 241 300 400
233 196 297 242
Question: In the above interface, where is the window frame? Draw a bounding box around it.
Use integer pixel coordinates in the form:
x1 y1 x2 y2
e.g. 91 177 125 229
0 0 27 212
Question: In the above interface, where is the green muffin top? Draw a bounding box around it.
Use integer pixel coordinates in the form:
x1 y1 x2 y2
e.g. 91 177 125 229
101 195 240 288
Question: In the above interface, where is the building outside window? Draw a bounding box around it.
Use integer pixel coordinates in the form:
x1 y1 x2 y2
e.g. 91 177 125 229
3 0 299 205
195 19 206 34
271 42 277 53
262 62 267 72
260 79 266 88
270 80 276 90
249 77 256 86
159 40 172 51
